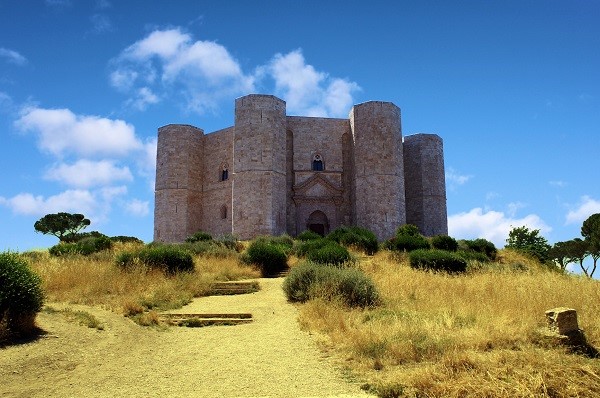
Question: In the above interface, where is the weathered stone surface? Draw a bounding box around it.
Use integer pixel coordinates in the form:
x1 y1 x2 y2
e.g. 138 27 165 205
154 94 448 242
546 307 579 335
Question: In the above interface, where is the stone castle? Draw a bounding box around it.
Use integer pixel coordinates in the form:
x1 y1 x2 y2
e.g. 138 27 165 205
154 94 447 242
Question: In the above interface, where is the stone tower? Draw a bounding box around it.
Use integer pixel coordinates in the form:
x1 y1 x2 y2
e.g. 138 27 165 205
403 134 448 236
232 95 287 239
154 124 204 242
350 101 406 240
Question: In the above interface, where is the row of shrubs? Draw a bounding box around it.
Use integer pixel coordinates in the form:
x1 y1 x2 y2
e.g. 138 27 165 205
49 232 143 257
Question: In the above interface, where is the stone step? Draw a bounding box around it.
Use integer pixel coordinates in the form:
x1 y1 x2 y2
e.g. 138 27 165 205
208 281 259 295
159 313 253 327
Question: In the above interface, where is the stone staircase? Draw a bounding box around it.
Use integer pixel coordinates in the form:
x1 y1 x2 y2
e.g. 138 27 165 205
159 312 253 327
160 280 260 327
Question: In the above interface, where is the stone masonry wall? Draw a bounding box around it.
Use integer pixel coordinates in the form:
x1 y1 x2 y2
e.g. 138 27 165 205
154 124 204 242
350 101 406 240
403 133 448 236
232 95 287 239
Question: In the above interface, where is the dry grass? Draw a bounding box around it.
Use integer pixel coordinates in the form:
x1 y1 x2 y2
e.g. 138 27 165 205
25 243 260 317
298 249 600 397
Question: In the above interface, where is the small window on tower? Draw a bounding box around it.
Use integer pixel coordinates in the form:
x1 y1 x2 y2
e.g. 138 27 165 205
220 205 227 220
220 163 229 181
312 154 324 171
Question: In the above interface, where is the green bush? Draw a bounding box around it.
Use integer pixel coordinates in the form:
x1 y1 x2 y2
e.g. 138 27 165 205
49 235 113 256
110 235 144 244
326 226 379 255
296 230 323 241
185 230 213 243
295 238 329 258
396 224 421 237
456 250 490 263
393 234 430 252
245 240 288 277
307 241 351 266
215 234 244 252
118 245 194 274
431 235 459 252
409 249 467 273
0 252 44 338
283 262 380 308
62 230 107 243
460 238 498 260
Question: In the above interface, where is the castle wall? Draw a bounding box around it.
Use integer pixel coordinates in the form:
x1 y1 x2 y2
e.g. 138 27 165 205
403 133 448 236
232 95 287 239
201 127 234 237
154 124 204 242
350 101 406 240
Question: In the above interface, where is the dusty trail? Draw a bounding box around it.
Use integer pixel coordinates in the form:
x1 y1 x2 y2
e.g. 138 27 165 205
1 278 373 398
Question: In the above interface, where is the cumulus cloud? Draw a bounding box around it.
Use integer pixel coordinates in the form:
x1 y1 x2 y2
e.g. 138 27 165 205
448 207 551 248
111 27 254 113
566 196 600 224
124 199 149 217
0 47 27 66
15 106 142 157
110 29 359 116
0 190 97 217
265 49 360 117
44 159 133 188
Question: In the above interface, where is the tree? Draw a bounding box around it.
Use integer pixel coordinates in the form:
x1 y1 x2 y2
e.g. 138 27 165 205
581 213 600 277
34 212 91 242
505 225 551 264
548 240 578 271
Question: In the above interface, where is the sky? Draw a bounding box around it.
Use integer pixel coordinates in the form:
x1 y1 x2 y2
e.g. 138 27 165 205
1 1 599 264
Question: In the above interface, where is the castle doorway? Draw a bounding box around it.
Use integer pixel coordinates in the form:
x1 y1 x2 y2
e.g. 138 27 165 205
306 210 329 236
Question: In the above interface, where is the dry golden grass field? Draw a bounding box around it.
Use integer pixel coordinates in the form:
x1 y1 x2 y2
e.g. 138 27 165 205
3 242 600 397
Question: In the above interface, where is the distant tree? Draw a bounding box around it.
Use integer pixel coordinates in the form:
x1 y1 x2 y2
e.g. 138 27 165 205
505 226 551 263
34 212 91 242
548 240 579 271
563 238 592 277
581 213 600 277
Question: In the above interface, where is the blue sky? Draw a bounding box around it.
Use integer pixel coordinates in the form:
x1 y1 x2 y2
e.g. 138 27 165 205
1 1 599 262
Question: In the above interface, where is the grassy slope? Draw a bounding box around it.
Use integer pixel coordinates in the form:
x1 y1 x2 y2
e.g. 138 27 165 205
298 249 600 397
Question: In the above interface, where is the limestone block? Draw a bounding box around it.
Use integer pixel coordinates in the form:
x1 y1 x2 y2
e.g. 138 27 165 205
545 307 579 335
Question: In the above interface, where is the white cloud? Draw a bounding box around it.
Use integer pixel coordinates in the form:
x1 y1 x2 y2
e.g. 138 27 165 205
111 27 254 113
445 167 472 188
448 207 551 248
124 199 149 217
15 106 142 157
566 196 600 225
125 87 160 111
0 190 96 217
44 159 133 188
0 47 27 66
266 49 360 117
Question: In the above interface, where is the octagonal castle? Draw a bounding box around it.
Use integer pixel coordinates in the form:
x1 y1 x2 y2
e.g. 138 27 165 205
154 94 447 242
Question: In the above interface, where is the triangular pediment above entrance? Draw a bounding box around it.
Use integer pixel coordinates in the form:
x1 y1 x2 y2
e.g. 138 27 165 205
293 174 343 198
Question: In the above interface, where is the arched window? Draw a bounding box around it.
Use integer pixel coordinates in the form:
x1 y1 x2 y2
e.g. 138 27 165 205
312 154 324 171
220 163 229 181
220 205 227 220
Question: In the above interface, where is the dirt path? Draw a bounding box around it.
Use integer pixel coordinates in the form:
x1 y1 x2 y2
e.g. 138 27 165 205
1 278 373 398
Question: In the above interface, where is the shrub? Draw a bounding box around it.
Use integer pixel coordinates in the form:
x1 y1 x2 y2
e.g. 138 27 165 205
307 241 351 266
409 249 467 273
460 238 498 260
296 230 322 241
120 245 195 275
456 250 489 263
431 235 459 252
396 224 421 237
283 262 380 308
393 234 430 252
62 230 107 243
110 235 144 245
327 226 379 255
215 234 244 252
49 235 113 256
295 238 329 258
245 240 288 276
0 252 44 339
185 230 213 243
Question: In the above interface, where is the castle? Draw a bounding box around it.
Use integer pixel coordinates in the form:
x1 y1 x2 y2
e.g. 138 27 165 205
154 94 448 243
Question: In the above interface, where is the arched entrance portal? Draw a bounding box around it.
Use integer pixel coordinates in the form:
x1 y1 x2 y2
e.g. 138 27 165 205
306 210 329 236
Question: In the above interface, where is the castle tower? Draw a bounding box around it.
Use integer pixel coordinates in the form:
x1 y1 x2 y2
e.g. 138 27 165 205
403 133 448 236
350 101 406 240
153 124 204 242
232 95 287 239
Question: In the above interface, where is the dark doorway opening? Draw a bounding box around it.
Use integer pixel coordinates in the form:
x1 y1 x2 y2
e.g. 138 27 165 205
308 223 325 236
